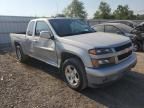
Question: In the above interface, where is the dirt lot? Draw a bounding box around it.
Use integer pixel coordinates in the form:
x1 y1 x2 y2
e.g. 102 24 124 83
0 51 144 108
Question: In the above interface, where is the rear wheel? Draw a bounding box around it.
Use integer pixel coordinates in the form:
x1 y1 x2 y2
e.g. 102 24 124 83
15 45 28 63
62 58 87 91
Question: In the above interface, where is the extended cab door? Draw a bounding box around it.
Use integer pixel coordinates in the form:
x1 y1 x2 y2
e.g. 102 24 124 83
32 21 58 67
25 21 35 54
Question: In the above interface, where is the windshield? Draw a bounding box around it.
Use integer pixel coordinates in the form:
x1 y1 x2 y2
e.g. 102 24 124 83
117 24 133 33
49 19 95 37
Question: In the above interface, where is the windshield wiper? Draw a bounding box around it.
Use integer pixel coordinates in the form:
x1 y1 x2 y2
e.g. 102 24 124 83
61 31 96 37
78 31 96 34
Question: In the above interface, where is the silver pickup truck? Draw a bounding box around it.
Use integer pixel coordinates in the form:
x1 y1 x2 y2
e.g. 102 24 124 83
10 18 137 91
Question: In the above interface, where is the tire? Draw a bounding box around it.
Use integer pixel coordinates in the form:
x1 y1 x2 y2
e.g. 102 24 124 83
62 58 87 91
136 42 142 52
15 45 28 63
133 43 139 51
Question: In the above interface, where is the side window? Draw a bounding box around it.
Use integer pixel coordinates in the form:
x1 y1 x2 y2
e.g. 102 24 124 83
93 25 104 32
35 21 49 36
105 25 121 33
27 21 35 36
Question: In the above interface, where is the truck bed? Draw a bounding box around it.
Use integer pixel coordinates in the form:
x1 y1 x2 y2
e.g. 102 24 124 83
10 33 26 51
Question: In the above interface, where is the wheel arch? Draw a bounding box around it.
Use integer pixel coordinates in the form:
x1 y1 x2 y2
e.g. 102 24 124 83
60 52 85 69
14 41 21 47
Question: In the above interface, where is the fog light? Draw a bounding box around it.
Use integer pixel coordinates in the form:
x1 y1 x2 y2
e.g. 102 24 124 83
91 59 99 67
98 59 110 64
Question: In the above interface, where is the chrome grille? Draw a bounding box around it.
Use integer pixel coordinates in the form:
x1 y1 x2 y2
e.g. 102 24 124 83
118 51 132 61
114 42 132 62
115 42 132 52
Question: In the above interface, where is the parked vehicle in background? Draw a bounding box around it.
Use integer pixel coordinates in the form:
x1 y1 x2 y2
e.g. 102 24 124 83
92 23 142 51
107 20 137 28
139 22 144 26
131 24 144 51
135 22 144 33
10 18 137 91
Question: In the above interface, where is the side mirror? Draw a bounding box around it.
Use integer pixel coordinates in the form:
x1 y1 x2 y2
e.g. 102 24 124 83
40 31 51 39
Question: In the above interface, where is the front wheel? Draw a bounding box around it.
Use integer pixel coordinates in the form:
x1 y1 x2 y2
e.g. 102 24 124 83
62 58 87 91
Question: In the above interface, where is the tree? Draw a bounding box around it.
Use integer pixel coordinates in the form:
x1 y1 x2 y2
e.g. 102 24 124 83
94 2 112 19
63 0 87 19
55 14 66 17
136 14 144 20
113 5 135 19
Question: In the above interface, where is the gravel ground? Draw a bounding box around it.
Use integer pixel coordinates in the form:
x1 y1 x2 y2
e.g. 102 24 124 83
0 51 144 108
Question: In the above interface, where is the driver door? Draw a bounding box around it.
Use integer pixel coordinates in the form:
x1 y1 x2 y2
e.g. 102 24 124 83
32 21 57 67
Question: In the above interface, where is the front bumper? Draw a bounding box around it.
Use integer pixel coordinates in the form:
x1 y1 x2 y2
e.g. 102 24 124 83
86 53 137 87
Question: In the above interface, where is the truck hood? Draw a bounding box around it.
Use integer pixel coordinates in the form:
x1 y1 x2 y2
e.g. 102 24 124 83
60 32 131 49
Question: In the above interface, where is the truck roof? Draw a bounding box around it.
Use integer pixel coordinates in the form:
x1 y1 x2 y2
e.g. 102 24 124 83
31 17 82 22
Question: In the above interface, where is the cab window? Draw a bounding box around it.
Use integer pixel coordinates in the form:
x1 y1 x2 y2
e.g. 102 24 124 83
27 21 35 36
35 21 49 36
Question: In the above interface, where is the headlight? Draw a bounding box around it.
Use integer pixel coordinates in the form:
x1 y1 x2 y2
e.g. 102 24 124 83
88 48 115 68
91 57 115 68
89 48 113 55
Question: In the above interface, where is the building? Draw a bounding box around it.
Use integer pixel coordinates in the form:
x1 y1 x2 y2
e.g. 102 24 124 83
0 15 34 50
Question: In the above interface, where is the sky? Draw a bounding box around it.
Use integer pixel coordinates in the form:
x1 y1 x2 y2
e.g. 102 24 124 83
0 0 144 18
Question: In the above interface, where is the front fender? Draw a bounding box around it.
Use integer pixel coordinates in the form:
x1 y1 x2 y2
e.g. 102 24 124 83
56 42 92 68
